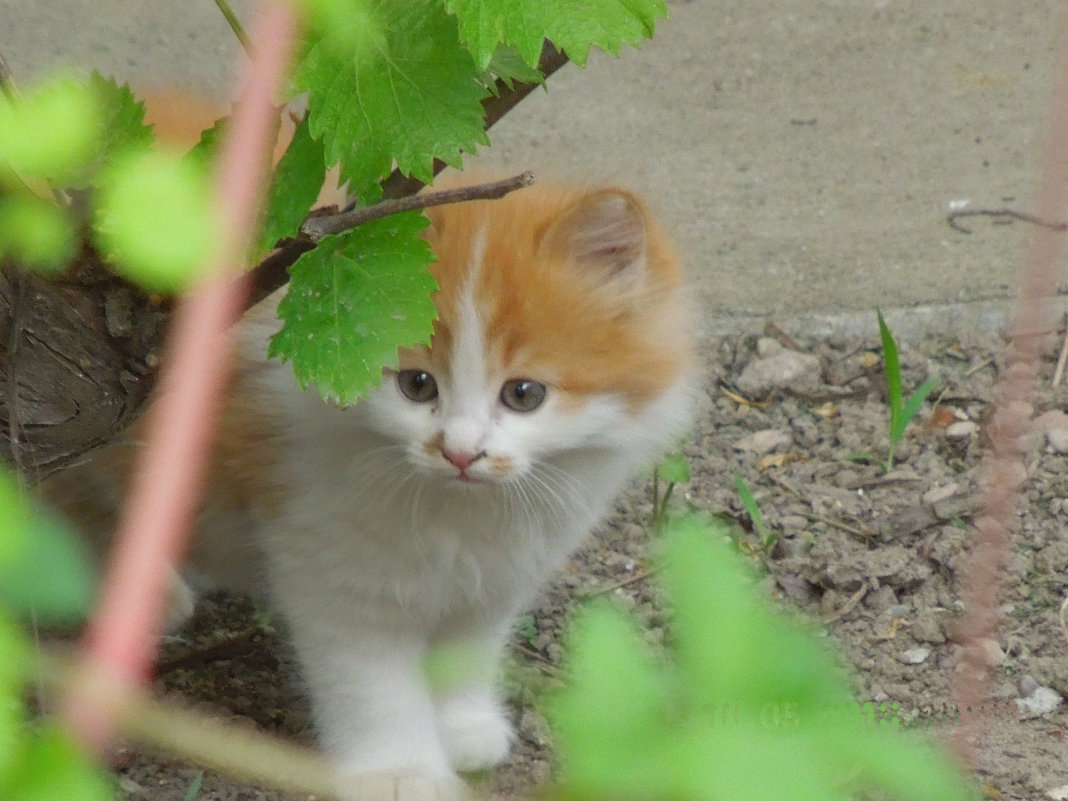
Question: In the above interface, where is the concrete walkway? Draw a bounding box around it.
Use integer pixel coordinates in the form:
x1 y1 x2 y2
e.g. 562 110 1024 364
2 0 1063 338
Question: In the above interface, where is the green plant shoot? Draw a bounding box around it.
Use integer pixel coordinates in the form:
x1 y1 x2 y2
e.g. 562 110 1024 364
547 515 979 801
734 473 775 550
877 309 938 473
651 449 690 530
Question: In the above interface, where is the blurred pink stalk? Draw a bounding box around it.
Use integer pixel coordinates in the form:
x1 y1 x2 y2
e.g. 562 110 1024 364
951 8 1068 764
63 2 298 751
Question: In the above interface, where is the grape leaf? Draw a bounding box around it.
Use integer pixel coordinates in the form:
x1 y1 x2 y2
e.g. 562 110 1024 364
296 1 488 198
269 211 437 404
481 45 545 95
64 73 155 190
445 0 668 70
259 114 327 253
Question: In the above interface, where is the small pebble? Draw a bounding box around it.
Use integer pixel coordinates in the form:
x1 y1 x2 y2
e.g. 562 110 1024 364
733 428 792 454
979 638 1005 667
911 610 947 644
945 421 979 438
898 648 930 665
1046 783 1068 801
1015 686 1063 720
922 483 959 505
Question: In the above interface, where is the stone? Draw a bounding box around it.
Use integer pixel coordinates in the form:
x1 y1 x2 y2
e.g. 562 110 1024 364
898 647 930 665
945 420 979 438
1015 686 1063 720
911 610 947 644
735 349 821 397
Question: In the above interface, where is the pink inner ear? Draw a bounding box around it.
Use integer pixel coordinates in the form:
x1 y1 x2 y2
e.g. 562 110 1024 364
543 190 648 279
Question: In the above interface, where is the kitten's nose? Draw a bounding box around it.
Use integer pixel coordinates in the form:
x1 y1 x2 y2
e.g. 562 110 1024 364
442 449 484 471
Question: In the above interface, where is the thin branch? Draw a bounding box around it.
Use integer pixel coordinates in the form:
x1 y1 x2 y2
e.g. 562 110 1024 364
0 50 20 101
951 6 1068 766
213 0 253 55
62 3 299 753
300 171 534 241
946 207 1068 235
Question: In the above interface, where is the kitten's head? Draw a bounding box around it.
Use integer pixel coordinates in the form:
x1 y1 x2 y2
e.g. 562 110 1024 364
362 178 691 487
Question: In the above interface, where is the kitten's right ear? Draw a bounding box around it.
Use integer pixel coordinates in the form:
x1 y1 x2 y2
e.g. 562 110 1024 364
538 189 648 284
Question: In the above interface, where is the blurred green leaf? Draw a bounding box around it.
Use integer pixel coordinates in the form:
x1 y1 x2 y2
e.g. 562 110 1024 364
0 78 101 182
0 726 112 801
548 514 979 801
0 194 76 272
0 473 94 624
94 147 221 292
657 451 690 485
269 211 437 404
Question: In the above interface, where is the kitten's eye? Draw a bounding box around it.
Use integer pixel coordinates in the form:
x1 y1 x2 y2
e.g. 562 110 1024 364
500 379 547 412
397 370 438 403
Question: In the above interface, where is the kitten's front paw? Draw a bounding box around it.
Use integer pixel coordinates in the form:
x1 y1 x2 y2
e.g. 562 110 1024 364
437 692 514 772
337 770 468 801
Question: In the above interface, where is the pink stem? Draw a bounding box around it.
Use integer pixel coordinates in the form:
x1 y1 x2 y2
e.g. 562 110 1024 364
63 2 298 751
951 8 1068 764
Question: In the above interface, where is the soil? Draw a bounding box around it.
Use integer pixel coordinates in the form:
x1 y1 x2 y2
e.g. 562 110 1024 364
113 326 1068 801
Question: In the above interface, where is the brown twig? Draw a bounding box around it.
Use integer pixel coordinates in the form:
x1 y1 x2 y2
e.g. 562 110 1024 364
824 583 868 623
0 50 20 101
951 7 1068 765
946 207 1068 235
300 171 535 242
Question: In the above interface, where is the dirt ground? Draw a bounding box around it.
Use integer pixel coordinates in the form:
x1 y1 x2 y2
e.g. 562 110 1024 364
108 323 1068 801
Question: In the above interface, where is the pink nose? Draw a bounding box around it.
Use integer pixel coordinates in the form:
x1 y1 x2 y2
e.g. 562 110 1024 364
443 449 483 471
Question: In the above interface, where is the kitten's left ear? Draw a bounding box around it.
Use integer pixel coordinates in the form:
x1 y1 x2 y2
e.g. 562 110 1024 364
538 189 648 283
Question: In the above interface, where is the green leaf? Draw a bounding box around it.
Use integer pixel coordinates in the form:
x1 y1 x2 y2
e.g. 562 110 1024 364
445 0 668 70
0 473 94 624
0 78 101 182
64 73 155 190
734 473 769 544
268 211 437 404
0 194 76 272
296 1 488 197
876 308 903 432
480 45 545 95
259 114 327 253
895 377 938 444
656 451 690 485
296 0 385 61
93 147 221 292
0 726 112 801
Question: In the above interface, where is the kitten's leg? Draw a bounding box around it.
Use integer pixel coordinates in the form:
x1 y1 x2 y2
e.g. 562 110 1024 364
431 626 514 772
287 620 465 801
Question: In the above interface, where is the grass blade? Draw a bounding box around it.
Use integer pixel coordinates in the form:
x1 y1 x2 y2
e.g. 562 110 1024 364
734 474 770 545
895 377 939 442
876 309 903 435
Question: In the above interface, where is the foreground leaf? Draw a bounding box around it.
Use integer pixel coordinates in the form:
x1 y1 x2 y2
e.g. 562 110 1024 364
0 473 94 624
0 78 101 182
269 211 437 404
94 147 222 292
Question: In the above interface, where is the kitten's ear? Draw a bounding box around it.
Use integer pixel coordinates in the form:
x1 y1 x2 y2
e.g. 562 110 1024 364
538 189 648 282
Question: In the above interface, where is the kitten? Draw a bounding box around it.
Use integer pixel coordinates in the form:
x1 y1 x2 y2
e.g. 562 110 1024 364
47 177 693 799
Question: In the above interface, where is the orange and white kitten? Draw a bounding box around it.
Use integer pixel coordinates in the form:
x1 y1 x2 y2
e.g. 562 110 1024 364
50 177 692 798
